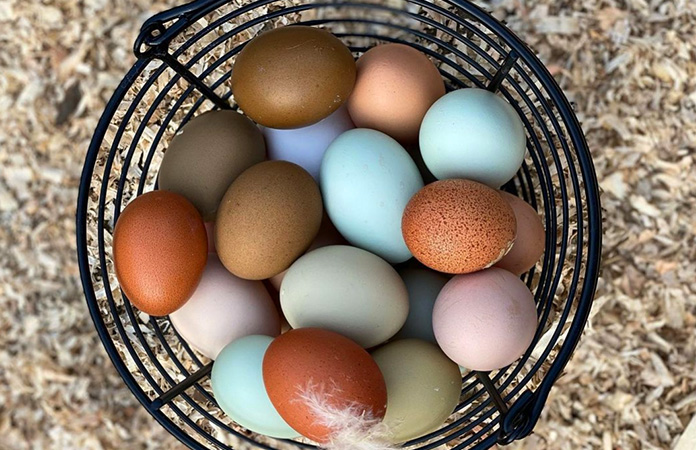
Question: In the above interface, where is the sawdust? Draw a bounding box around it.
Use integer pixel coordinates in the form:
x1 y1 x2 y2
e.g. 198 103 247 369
0 0 694 449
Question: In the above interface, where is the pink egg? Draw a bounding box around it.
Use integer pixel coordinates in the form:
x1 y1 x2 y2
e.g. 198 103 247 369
494 192 545 275
432 268 537 371
170 254 280 359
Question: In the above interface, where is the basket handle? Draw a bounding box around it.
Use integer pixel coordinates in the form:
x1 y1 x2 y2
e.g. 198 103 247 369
133 0 230 58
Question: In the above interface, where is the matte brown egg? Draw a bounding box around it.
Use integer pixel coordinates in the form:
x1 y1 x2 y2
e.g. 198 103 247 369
215 161 322 280
402 179 517 274
231 26 356 129
158 110 266 221
263 328 387 443
113 191 208 316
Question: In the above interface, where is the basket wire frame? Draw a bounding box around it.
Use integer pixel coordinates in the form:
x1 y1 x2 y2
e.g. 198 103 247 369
76 1 602 449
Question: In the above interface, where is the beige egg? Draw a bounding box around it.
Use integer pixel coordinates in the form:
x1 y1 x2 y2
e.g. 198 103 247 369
372 339 461 443
280 245 408 348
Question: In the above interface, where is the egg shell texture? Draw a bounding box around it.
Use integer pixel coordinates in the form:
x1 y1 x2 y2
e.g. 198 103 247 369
371 339 462 443
169 254 280 360
113 191 207 316
494 191 546 275
347 43 445 144
231 26 356 129
402 179 516 274
419 88 526 188
215 161 323 280
158 110 266 221
432 268 538 371
320 128 423 263
280 245 409 348
262 328 387 443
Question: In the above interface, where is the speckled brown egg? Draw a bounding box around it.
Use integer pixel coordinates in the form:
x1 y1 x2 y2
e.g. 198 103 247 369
215 161 322 280
158 110 266 221
231 26 356 129
402 179 516 274
263 328 387 443
113 191 207 316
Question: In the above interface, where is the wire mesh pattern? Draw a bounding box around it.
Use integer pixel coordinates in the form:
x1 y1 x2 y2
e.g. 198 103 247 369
75 1 602 449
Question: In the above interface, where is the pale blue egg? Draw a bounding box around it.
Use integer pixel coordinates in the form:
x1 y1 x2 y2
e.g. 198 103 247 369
211 335 299 438
320 129 424 263
419 88 526 188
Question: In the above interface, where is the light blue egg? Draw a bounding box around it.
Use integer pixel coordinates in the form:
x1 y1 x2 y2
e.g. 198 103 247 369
419 88 526 188
211 335 299 438
394 268 449 343
320 129 424 263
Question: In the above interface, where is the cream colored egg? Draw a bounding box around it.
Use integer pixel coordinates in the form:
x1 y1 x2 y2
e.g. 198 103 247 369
280 245 408 348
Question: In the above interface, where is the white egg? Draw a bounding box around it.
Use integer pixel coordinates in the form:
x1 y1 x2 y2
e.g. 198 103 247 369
262 105 354 181
419 88 526 188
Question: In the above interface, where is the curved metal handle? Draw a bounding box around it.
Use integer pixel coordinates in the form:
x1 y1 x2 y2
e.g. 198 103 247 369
133 0 230 58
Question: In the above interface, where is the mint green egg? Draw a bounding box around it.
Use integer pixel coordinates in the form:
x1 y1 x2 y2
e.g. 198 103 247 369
211 335 299 438
420 88 526 188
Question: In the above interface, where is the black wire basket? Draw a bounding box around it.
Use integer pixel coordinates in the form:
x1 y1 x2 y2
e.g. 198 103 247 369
76 0 602 449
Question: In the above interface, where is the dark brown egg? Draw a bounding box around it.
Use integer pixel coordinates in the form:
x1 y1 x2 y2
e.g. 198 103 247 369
231 26 356 129
113 191 207 316
158 110 266 221
215 161 323 280
263 328 387 442
402 179 516 274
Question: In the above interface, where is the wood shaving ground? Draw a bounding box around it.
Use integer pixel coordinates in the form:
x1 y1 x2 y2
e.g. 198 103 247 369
0 0 694 449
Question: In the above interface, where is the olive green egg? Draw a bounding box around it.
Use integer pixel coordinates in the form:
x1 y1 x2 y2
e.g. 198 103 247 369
371 339 462 443
158 110 266 221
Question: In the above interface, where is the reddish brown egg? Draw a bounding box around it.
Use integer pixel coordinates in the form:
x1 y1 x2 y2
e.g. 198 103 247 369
113 191 207 316
263 328 387 442
402 179 516 274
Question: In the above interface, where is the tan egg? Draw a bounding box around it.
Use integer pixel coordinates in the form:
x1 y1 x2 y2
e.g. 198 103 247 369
215 161 322 280
371 339 462 443
231 26 356 129
495 191 546 275
158 110 266 221
402 179 516 274
347 44 445 144
113 191 207 316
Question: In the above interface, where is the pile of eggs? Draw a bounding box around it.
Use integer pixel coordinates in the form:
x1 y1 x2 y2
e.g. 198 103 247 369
112 25 546 446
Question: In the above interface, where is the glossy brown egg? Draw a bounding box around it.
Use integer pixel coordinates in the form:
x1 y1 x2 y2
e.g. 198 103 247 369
263 328 387 442
113 191 207 316
402 179 517 274
215 161 323 280
231 26 356 129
